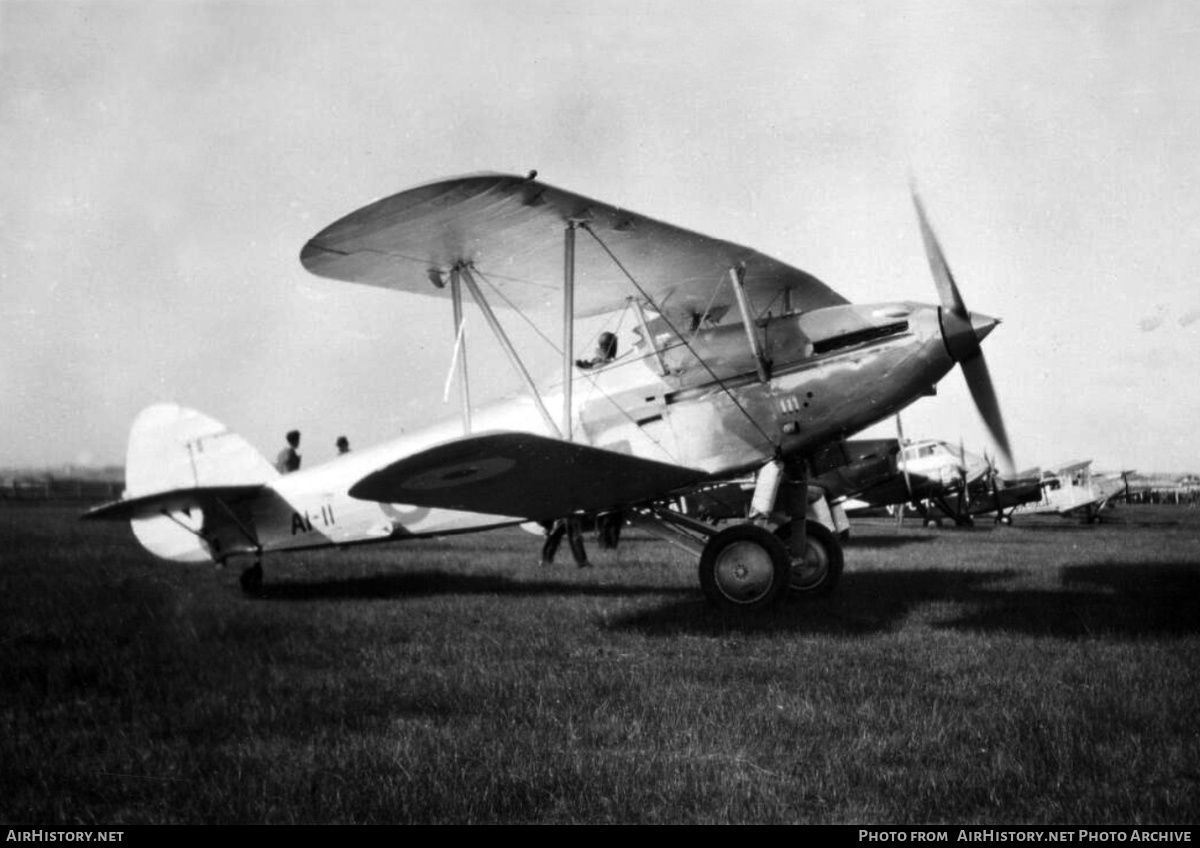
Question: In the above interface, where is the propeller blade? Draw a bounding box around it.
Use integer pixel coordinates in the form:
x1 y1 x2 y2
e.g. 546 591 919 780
990 458 1003 524
960 352 1015 478
912 189 1017 483
912 188 968 320
896 414 914 502
894 415 912 528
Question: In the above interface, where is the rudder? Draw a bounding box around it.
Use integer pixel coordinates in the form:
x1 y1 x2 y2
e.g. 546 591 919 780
122 404 277 563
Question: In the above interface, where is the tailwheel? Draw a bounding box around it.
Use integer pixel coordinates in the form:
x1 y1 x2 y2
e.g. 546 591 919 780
239 561 263 595
774 520 845 597
698 524 790 612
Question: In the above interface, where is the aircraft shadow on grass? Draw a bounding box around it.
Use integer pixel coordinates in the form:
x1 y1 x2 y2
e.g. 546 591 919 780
937 561 1200 638
842 533 939 550
254 569 695 603
247 531 935 602
605 560 1200 639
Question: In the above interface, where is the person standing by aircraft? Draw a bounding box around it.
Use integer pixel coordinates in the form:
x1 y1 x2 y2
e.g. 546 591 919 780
597 510 624 550
540 516 591 568
336 435 351 454
276 430 301 474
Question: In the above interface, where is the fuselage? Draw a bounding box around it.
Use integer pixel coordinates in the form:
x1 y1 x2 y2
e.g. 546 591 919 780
1013 463 1105 516
856 438 992 506
230 299 964 557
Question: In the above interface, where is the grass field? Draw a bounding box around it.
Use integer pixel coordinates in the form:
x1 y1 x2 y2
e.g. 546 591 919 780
2 501 1198 824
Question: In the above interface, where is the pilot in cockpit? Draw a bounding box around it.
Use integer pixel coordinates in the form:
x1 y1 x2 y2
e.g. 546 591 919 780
575 331 618 370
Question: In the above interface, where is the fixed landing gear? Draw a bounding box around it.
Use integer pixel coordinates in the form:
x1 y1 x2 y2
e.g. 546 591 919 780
634 464 847 613
773 519 844 597
698 525 791 612
239 560 263 594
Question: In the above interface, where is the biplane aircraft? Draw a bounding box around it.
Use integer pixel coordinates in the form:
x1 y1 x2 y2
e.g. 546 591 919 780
87 172 1014 611
1009 460 1124 523
853 438 1042 527
683 436 1041 530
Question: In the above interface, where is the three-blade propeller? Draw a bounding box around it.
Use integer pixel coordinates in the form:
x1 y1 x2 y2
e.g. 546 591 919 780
912 190 1015 478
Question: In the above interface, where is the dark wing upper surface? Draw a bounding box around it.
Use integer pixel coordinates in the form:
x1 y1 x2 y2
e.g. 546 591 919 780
300 173 848 319
348 431 709 522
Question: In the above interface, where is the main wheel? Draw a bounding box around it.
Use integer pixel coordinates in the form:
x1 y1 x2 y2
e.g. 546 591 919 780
773 520 845 597
698 525 790 612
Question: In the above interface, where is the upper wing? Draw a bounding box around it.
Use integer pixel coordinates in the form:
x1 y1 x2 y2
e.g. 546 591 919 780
348 431 709 522
300 172 848 320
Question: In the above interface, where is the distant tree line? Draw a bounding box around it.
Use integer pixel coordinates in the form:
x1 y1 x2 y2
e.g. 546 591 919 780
1 468 123 503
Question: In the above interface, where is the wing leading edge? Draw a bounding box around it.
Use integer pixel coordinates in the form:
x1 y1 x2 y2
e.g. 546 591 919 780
300 173 848 320
348 431 710 522
84 485 265 521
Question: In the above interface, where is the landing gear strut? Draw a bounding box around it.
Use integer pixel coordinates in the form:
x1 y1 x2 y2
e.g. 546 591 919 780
774 519 844 596
631 460 847 613
239 560 263 594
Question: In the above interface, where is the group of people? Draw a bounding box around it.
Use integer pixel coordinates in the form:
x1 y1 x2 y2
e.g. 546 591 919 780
274 431 351 475
539 511 623 568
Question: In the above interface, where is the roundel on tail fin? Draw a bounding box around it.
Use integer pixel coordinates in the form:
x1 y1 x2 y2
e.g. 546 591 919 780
131 512 212 563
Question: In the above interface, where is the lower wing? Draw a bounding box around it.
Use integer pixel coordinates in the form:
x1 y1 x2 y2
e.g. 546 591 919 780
349 432 709 522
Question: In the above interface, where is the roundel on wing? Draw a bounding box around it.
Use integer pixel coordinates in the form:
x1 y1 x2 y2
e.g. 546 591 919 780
401 457 518 491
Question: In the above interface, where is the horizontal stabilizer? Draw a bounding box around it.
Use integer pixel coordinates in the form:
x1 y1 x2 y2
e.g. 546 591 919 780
349 432 709 522
84 485 264 522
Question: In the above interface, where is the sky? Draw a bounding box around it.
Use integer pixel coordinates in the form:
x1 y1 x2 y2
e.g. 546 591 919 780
3 0 1200 474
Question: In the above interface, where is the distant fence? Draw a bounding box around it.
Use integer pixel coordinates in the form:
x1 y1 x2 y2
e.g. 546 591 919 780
1127 488 1200 506
1 479 123 502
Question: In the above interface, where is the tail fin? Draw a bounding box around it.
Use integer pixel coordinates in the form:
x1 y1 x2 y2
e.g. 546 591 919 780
89 404 277 563
125 403 278 496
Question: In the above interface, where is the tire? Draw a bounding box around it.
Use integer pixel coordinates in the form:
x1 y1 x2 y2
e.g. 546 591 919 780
698 524 790 612
773 520 844 597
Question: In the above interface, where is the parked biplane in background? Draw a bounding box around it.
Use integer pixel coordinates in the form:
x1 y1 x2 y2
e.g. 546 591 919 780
686 436 1041 531
1010 460 1127 523
850 438 1041 527
88 172 1015 611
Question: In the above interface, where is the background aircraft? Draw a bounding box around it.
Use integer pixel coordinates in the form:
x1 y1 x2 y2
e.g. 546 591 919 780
1009 460 1126 523
89 172 1015 611
852 439 1043 527
684 436 1043 531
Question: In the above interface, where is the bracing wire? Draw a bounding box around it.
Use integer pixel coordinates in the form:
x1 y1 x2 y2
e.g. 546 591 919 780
473 267 563 355
471 266 681 463
692 273 728 341
579 223 779 452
